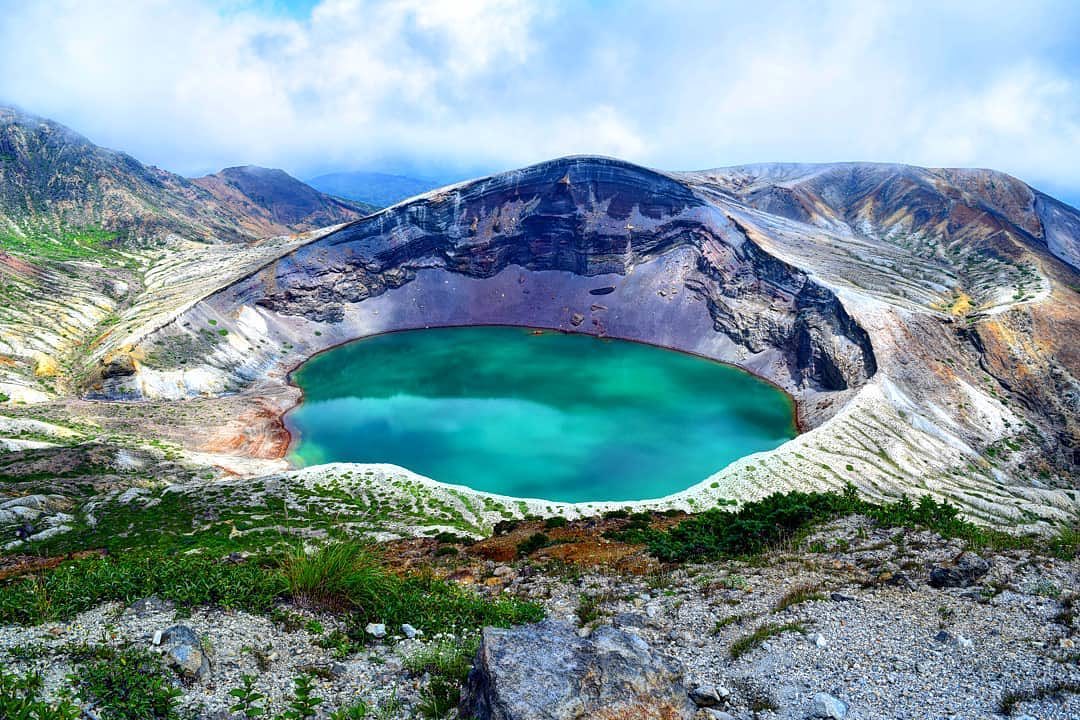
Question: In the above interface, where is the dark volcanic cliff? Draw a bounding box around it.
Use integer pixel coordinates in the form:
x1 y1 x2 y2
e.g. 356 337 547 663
242 157 876 393
94 156 1078 522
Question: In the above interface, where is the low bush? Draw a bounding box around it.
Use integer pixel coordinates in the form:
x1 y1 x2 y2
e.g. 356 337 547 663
406 639 479 719
0 552 284 624
72 646 185 720
610 484 1079 563
516 532 551 557
0 667 81 720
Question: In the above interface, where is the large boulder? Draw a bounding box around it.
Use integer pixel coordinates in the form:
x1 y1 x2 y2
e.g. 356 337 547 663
461 619 697 720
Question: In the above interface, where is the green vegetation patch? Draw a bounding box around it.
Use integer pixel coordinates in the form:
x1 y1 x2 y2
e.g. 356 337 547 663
0 666 81 720
607 484 1080 563
0 551 284 624
71 645 185 720
0 226 125 263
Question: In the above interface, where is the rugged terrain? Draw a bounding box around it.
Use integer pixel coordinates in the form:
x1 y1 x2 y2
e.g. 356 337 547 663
0 109 1078 719
6 154 1070 535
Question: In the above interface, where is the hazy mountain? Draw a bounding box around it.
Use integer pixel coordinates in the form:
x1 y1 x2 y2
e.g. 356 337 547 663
306 171 440 209
192 165 375 237
0 106 368 255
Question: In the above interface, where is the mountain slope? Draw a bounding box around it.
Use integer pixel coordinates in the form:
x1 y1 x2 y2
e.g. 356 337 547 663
90 155 1079 528
192 165 374 238
0 106 367 254
307 170 440 208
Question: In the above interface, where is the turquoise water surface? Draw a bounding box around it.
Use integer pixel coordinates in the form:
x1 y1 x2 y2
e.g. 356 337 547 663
286 326 796 502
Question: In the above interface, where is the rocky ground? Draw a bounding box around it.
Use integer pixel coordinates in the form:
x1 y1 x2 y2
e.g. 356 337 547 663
2 516 1077 719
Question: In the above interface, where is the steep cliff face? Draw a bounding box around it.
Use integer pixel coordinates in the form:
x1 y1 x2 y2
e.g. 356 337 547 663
238 157 875 393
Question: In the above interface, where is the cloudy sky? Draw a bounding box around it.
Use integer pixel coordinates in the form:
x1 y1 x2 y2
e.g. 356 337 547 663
1 0 1079 204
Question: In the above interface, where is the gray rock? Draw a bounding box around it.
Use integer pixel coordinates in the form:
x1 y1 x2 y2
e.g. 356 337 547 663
161 625 210 682
928 553 990 588
461 619 697 719
401 623 420 639
696 711 737 720
365 622 387 638
689 684 729 707
126 595 174 617
933 630 972 648
811 692 847 719
829 592 856 602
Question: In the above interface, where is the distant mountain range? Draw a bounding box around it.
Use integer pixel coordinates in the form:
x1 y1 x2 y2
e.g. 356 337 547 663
0 106 371 251
307 171 441 209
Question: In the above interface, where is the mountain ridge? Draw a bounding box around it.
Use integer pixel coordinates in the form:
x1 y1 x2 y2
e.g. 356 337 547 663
0 105 369 250
0 111 1077 532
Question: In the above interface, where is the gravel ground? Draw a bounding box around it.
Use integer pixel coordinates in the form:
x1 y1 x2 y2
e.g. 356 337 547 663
2 517 1077 719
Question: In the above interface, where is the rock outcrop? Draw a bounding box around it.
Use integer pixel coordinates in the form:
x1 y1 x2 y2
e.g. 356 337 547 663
460 619 697 720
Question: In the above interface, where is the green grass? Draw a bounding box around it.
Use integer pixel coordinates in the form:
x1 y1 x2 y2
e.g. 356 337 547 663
0 667 81 720
773 583 825 612
405 638 479 719
0 226 124 263
610 483 1080 563
280 542 394 612
0 552 284 624
0 541 543 652
279 541 544 636
729 622 805 660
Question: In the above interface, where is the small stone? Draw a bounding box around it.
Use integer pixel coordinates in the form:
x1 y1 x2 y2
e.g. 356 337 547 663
152 630 163 646
811 692 847 719
401 623 421 639
830 592 856 602
688 685 726 707
493 565 516 578
811 632 828 648
365 623 387 638
127 595 174 617
697 710 736 720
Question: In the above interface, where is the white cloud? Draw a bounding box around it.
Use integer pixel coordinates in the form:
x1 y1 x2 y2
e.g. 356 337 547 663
0 0 1077 199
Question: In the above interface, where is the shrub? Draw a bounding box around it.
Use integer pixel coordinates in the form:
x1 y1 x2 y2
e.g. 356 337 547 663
0 552 284 625
544 516 568 529
72 646 184 720
407 639 479 719
516 532 551 557
0 667 81 720
612 484 1079 564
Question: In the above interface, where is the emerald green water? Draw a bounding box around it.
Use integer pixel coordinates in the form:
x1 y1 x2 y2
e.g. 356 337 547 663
286 326 796 502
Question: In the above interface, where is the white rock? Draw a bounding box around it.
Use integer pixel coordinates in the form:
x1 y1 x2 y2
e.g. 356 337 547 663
811 632 828 648
812 692 847 719
365 623 387 638
401 623 421 639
